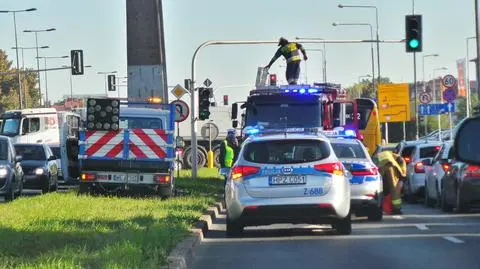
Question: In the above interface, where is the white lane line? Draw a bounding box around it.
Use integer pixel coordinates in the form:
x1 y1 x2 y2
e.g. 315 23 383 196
443 236 465 244
415 224 429 230
392 215 404 220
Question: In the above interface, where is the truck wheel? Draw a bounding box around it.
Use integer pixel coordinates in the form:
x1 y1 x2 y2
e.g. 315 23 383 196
185 146 207 168
214 147 221 168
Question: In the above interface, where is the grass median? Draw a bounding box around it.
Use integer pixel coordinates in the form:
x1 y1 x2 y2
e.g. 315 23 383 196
0 168 223 269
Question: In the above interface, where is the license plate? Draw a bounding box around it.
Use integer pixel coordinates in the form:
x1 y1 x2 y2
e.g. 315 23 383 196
269 175 306 185
127 175 138 183
112 175 125 182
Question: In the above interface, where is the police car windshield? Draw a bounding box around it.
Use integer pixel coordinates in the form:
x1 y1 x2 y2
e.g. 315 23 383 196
245 103 321 128
119 117 163 129
243 139 330 164
331 142 366 159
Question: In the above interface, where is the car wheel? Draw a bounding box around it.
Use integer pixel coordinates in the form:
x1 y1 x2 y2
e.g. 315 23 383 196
456 188 469 213
15 178 23 197
42 180 51 194
424 182 435 208
441 187 454 212
334 214 352 235
78 182 91 195
51 178 58 192
367 206 383 221
404 180 416 204
226 215 244 237
4 186 14 202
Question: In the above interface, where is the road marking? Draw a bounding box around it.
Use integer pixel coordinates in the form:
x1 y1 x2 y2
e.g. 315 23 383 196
443 236 464 244
415 224 429 230
392 215 404 220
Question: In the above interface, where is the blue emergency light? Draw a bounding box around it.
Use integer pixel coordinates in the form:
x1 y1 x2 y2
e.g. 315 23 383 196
251 84 340 96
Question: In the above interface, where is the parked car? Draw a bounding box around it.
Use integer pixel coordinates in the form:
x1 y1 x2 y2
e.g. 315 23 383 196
395 140 442 203
424 141 453 207
225 132 351 236
0 136 23 201
14 143 59 193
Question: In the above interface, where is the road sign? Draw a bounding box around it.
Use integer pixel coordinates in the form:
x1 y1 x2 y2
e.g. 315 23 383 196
442 74 457 88
171 84 187 99
201 122 219 140
418 103 456 115
443 88 457 102
419 92 432 104
378 83 410 123
171 100 189 122
203 78 212 87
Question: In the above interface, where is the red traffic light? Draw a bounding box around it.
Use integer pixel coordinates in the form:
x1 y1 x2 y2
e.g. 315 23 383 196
269 74 277 86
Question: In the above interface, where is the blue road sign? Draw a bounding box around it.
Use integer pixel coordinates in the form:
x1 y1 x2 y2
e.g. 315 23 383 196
443 88 457 102
419 103 455 115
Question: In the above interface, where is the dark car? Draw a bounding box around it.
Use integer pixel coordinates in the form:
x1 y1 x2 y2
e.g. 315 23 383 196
0 136 23 201
15 143 59 193
440 160 480 213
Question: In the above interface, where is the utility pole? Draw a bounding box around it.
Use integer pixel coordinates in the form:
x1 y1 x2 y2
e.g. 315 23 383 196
475 0 480 105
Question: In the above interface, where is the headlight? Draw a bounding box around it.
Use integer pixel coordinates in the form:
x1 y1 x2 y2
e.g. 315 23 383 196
35 168 45 176
0 168 8 178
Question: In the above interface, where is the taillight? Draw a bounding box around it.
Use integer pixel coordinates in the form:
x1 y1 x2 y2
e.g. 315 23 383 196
351 167 378 176
415 162 425 173
465 165 480 178
154 175 171 183
231 166 260 180
441 163 451 172
314 162 344 176
81 172 96 181
404 157 411 164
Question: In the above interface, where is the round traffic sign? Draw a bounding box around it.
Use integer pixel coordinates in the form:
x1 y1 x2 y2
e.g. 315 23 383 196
171 100 189 122
419 92 432 104
443 88 457 103
442 74 457 88
201 122 219 140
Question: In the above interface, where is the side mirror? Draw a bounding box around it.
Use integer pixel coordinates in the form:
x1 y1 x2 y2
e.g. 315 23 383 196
15 156 22 163
232 120 238 128
454 117 480 165
231 103 238 120
422 158 432 166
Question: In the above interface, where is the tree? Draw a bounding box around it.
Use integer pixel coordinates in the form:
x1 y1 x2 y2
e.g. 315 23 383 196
0 49 40 112
345 77 393 99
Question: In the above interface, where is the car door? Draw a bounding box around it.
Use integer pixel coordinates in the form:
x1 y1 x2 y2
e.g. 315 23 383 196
444 161 462 204
429 145 445 198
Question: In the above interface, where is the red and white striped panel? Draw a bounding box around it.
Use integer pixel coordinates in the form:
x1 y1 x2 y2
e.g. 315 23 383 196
85 130 124 158
128 129 168 159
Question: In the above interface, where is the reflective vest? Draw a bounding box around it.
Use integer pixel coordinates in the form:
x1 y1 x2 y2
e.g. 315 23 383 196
224 140 234 168
281 43 301 63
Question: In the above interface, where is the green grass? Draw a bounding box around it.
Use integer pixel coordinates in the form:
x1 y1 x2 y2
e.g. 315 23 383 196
175 168 224 196
0 168 223 269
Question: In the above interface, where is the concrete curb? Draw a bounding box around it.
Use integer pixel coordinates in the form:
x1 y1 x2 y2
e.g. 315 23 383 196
163 201 225 269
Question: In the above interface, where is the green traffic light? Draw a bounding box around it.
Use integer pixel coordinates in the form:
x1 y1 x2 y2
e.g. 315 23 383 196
409 39 419 49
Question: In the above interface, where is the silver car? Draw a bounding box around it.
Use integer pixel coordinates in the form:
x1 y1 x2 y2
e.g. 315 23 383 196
225 132 351 237
424 141 453 207
330 138 383 221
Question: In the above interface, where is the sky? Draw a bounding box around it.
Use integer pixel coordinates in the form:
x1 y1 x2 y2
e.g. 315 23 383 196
0 0 477 105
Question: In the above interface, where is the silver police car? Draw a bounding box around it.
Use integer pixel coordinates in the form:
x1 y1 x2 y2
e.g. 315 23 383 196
225 132 351 237
330 138 383 221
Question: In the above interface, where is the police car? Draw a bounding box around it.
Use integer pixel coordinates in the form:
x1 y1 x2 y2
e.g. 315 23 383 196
224 129 351 237
327 132 383 221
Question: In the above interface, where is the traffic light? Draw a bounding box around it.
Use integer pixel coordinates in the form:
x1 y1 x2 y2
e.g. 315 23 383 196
108 75 116 91
86 98 120 131
269 74 277 86
405 15 422 53
198 87 212 120
223 95 229 106
70 50 84 75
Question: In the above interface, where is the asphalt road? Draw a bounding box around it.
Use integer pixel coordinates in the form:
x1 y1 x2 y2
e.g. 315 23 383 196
191 204 480 269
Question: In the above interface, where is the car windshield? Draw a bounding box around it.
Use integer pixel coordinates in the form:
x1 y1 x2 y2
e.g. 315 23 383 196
331 142 366 159
1 118 20 136
119 117 163 129
0 140 9 160
420 146 441 159
15 145 46 161
243 139 330 164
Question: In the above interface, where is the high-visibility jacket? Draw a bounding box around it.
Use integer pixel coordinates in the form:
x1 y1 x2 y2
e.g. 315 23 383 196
224 140 234 168
280 43 302 63
378 151 406 208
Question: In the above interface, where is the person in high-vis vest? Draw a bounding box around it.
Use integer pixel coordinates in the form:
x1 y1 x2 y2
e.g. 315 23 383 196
377 151 407 215
219 131 239 183
265 37 308 85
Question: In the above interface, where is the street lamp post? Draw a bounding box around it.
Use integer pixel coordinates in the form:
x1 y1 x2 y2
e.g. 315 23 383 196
37 56 69 107
421 54 439 136
0 8 37 109
62 65 92 101
11 46 49 107
97 71 118 96
433 67 448 140
24 28 56 106
332 22 376 94
466 36 476 117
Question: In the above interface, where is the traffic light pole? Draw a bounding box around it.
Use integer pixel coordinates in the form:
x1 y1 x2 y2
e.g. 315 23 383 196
190 38 405 179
